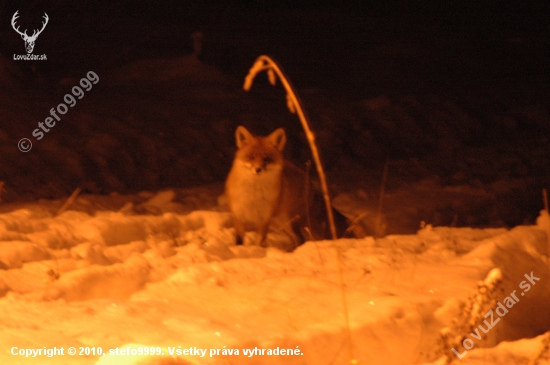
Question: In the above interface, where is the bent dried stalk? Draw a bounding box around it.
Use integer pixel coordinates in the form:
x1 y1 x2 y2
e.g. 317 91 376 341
244 55 337 240
244 55 356 364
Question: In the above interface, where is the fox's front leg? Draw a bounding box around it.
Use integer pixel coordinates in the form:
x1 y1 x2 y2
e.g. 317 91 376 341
234 218 245 245
258 222 270 247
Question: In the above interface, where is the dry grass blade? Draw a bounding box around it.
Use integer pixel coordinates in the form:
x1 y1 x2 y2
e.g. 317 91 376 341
243 55 356 364
543 188 550 267
375 159 389 238
243 55 337 240
56 187 82 216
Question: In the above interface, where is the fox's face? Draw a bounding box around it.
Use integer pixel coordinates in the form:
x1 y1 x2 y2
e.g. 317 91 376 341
233 126 286 175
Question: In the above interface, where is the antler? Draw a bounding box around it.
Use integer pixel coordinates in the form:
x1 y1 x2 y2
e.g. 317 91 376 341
11 10 28 37
11 11 49 40
30 13 49 39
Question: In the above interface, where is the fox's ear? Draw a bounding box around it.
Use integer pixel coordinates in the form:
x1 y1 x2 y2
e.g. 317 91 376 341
267 128 286 151
235 126 254 148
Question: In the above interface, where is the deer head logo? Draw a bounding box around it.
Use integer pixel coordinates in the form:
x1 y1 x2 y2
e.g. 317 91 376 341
11 11 49 54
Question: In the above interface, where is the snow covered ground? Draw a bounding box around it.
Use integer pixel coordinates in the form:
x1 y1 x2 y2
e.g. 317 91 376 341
0 189 548 365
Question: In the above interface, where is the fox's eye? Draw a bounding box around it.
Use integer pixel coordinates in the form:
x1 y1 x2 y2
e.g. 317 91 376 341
263 156 273 164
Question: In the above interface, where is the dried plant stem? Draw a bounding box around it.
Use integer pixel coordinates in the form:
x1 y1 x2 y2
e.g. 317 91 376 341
0 181 5 202
244 55 337 240
244 55 354 363
304 160 313 234
56 187 81 216
544 188 550 266
375 159 389 237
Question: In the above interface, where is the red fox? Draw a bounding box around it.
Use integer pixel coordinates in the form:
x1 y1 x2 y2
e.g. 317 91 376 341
225 126 310 248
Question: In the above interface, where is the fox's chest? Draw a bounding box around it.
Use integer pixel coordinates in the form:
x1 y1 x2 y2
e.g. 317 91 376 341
232 170 281 204
227 166 282 222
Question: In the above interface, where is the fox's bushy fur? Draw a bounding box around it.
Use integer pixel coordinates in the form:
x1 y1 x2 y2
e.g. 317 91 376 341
225 126 310 248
